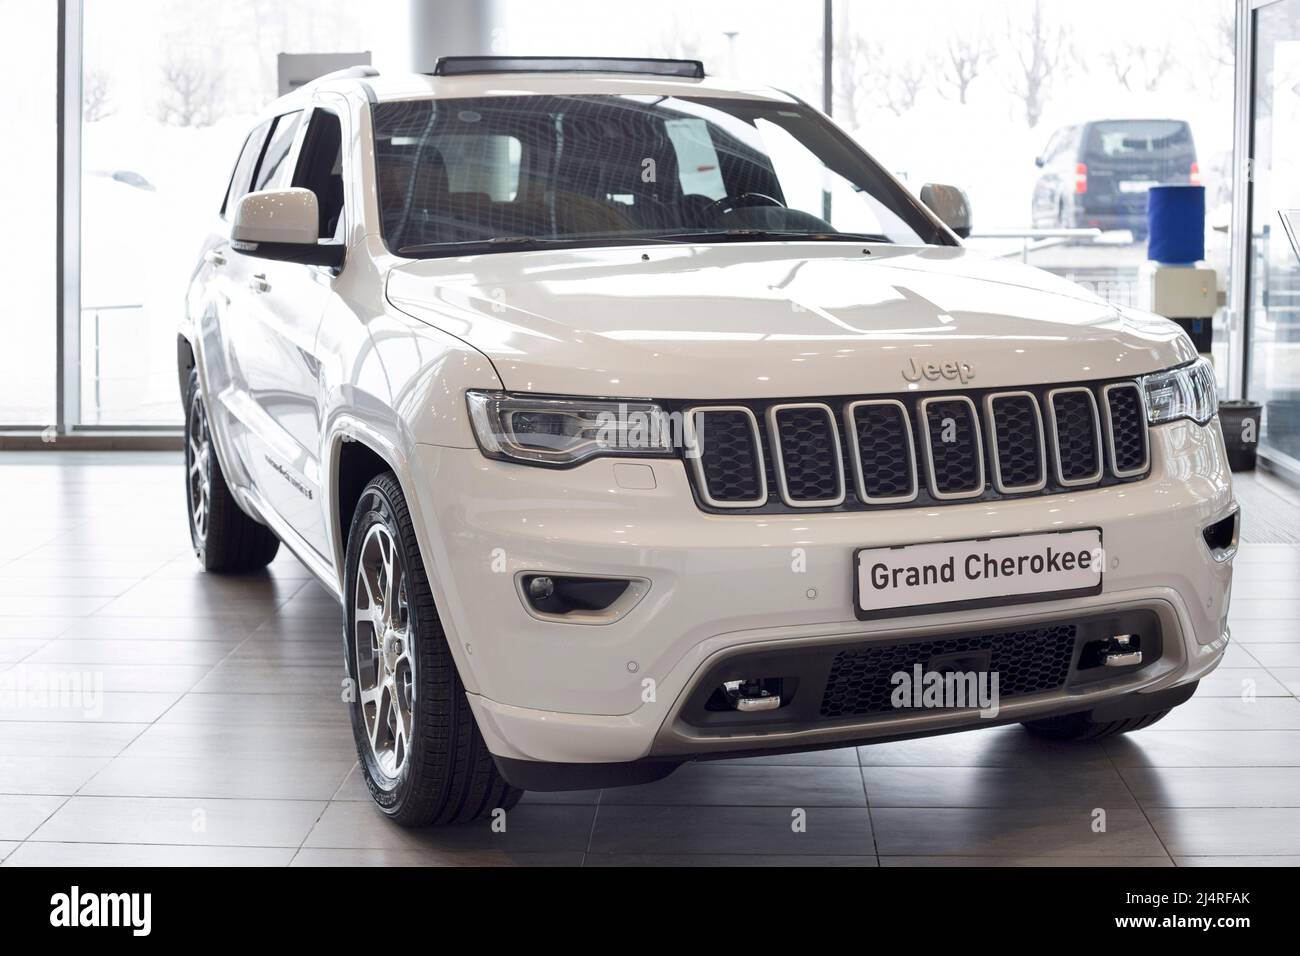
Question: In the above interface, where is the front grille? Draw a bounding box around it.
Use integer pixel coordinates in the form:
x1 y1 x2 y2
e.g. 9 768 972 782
819 624 1077 719
683 378 1149 514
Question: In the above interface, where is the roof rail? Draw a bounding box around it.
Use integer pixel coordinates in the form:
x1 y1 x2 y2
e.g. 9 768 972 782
430 56 705 79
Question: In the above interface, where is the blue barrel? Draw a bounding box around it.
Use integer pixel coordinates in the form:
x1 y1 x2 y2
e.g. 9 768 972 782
1147 184 1205 264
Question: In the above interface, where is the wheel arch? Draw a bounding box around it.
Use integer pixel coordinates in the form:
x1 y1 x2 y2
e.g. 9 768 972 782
328 421 403 582
325 419 484 696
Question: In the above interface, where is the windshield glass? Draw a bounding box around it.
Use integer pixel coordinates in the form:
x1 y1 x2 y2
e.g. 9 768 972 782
372 94 950 256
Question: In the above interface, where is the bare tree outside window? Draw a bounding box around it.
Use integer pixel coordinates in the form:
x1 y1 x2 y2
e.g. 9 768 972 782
1104 42 1176 92
156 44 225 127
82 65 112 122
834 27 878 128
1005 0 1069 128
1205 4 1236 72
879 55 933 116
942 34 993 105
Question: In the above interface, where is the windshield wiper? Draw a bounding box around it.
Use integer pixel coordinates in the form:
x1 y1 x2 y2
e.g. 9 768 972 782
397 235 684 256
397 236 555 255
649 229 893 244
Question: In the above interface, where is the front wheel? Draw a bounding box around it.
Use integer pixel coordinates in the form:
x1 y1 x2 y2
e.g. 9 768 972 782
344 471 522 825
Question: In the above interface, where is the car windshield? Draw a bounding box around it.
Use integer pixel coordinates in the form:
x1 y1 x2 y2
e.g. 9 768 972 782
372 93 950 256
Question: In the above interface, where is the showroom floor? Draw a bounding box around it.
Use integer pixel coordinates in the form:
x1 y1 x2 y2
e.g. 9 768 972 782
1 452 1298 867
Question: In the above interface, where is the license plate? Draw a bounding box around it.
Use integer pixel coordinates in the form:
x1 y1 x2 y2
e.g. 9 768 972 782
854 529 1103 620
1119 180 1157 193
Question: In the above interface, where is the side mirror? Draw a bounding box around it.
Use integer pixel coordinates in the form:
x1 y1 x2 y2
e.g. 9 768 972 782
920 182 972 239
1034 156 1045 168
231 188 344 268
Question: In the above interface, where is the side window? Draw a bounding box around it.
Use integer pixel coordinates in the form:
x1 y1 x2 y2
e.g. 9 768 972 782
292 108 345 240
220 119 272 220
252 111 304 193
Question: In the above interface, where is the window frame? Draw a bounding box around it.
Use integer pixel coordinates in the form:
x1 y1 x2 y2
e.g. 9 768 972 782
291 103 349 241
251 109 306 194
219 119 273 222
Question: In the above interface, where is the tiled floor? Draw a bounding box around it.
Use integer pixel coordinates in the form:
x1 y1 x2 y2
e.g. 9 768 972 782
1 452 1299 867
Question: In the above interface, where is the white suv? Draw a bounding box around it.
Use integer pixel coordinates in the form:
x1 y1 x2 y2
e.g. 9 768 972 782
180 57 1237 826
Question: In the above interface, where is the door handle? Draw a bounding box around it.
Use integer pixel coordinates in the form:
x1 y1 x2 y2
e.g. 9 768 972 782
205 250 227 267
249 274 271 294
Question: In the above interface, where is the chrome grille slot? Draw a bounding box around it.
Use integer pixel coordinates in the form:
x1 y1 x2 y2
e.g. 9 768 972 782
1048 388 1104 486
920 396 984 499
1102 383 1150 477
687 406 767 507
767 403 845 507
985 391 1047 493
844 400 918 503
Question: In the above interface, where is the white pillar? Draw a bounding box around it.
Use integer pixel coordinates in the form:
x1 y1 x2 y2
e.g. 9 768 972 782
408 0 501 74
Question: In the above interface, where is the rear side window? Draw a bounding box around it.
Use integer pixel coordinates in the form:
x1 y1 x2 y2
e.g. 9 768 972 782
1085 121 1193 158
221 119 272 220
253 111 304 192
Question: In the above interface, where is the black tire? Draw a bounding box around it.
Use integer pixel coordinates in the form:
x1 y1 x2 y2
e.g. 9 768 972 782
184 368 280 572
344 471 522 826
1020 708 1170 741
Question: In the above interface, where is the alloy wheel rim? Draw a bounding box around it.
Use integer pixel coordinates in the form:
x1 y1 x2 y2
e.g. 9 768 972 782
187 393 212 541
354 523 414 781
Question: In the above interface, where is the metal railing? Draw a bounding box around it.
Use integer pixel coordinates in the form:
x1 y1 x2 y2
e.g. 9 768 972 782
81 304 144 419
968 228 1104 262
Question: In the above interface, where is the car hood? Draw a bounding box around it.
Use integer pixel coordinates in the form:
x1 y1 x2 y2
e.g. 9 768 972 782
385 243 1193 399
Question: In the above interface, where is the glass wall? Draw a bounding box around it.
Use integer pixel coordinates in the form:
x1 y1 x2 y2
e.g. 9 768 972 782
77 0 375 424
0 0 1259 431
497 0 824 105
0 0 58 426
833 0 1236 358
1247 0 1300 468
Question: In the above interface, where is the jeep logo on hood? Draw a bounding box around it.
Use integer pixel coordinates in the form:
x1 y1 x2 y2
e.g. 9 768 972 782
902 357 975 385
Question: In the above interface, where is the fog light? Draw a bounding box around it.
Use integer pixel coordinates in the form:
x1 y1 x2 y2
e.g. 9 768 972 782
527 575 555 601
520 574 632 616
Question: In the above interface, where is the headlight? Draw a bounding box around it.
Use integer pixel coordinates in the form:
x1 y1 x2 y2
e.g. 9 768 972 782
1140 357 1218 426
466 391 676 466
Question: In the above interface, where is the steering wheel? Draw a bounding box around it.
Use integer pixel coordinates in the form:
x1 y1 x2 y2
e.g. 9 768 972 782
701 191 786 221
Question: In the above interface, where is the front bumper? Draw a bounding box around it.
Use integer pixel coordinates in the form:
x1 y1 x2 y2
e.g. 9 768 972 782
406 418 1235 770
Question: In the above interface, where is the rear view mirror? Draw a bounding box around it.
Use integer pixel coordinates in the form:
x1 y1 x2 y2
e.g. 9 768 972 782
920 183 972 239
231 188 344 268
